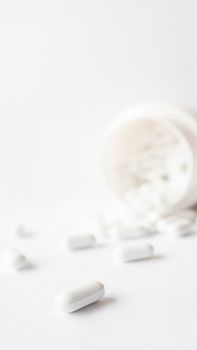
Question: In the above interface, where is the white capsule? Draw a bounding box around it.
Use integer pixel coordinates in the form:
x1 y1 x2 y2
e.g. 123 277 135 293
157 211 196 233
54 281 105 313
15 225 32 238
114 243 154 262
66 234 96 250
1 249 28 270
166 221 197 238
157 215 194 232
110 224 154 240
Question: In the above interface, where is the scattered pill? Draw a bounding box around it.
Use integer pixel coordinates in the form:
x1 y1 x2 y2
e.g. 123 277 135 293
165 221 197 238
1 249 29 270
54 281 105 313
114 243 154 262
65 234 96 250
156 209 197 238
110 224 154 240
157 217 193 232
15 225 32 238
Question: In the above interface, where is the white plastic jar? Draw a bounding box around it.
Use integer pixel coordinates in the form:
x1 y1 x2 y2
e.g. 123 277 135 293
102 103 197 222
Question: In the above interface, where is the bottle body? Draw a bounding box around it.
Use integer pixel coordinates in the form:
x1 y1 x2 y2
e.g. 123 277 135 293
102 103 197 221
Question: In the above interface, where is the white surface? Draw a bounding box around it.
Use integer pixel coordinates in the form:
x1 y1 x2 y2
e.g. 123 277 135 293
0 205 197 350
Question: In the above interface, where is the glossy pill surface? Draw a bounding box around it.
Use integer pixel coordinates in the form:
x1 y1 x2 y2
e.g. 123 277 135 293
115 243 154 262
66 234 96 250
54 281 105 313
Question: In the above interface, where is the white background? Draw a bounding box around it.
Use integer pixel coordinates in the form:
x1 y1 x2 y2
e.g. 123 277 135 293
0 0 197 212
0 1 197 349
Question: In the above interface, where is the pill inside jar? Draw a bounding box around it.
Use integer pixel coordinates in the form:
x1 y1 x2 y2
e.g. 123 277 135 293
103 117 193 221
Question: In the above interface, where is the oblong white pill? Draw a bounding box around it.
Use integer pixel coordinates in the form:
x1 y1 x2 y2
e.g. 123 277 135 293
115 243 154 262
15 225 26 237
157 210 196 232
166 221 197 238
54 281 105 313
66 234 96 250
110 224 153 240
15 225 33 238
157 217 193 233
1 249 28 270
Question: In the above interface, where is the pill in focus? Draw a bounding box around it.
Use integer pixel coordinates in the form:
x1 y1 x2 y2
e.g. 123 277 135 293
54 281 105 313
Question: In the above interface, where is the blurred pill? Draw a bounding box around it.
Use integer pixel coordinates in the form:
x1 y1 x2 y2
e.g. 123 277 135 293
114 243 154 262
15 225 32 238
65 234 96 250
165 221 197 238
110 223 155 240
1 249 29 270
